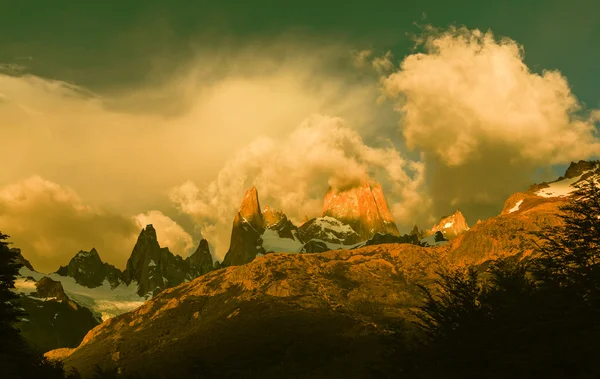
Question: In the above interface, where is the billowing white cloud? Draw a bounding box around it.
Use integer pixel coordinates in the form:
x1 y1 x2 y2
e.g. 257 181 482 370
383 26 600 166
0 176 192 272
134 210 195 257
382 26 600 223
170 114 429 260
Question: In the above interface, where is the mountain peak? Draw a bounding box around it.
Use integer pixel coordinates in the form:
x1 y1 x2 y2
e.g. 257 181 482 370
238 186 264 231
564 160 600 179
322 180 399 240
430 210 469 237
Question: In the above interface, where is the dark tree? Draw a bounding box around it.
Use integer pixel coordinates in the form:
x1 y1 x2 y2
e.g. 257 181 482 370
0 232 77 379
404 177 600 379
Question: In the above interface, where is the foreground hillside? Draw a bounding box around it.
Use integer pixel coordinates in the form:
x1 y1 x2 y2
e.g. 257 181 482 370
49 244 439 378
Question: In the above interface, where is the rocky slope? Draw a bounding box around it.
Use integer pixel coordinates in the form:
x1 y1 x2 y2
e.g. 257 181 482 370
48 243 440 378
322 181 400 240
15 276 99 353
56 248 123 288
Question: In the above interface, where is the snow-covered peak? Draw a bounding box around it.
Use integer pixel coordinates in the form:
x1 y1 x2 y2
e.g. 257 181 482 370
535 167 599 198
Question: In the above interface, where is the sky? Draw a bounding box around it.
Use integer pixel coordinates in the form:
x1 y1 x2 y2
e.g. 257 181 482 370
0 0 599 272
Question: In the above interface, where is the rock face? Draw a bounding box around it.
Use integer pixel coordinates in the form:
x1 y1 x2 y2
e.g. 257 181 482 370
429 210 470 238
222 187 267 267
122 224 200 297
322 181 400 240
56 248 122 288
563 160 600 179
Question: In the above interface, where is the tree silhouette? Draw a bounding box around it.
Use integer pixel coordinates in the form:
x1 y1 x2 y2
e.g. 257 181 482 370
405 177 600 378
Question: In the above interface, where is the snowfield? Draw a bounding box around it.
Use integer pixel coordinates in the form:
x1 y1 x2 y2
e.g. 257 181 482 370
535 169 599 198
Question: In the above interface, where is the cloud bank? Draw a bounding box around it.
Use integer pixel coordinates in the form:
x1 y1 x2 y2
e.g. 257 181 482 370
382 26 600 221
0 176 193 272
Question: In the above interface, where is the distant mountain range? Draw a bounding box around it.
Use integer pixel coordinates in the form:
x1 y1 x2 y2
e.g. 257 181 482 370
10 160 599 369
43 160 600 378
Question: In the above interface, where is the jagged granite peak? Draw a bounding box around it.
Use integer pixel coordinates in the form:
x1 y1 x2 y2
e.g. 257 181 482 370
322 181 400 240
10 247 35 271
222 210 266 267
222 187 269 267
123 224 194 297
56 248 123 289
239 186 264 231
563 160 600 179
429 210 470 238
185 239 214 278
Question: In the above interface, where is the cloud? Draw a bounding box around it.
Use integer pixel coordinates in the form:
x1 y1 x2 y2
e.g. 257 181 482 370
372 51 395 74
382 26 600 223
0 40 385 217
353 49 373 68
0 176 193 272
134 210 195 257
170 114 429 261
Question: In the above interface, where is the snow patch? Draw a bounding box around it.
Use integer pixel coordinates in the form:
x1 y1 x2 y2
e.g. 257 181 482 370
148 259 157 267
261 229 303 253
535 170 597 198
509 200 523 214
443 221 454 229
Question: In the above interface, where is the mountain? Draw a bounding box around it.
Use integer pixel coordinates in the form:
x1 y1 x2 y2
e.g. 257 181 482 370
122 224 212 297
15 275 100 353
428 210 470 238
529 160 600 198
46 161 598 377
223 183 402 264
56 248 123 288
222 187 268 266
322 181 400 240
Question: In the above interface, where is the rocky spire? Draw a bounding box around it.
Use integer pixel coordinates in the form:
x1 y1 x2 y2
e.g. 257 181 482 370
222 187 267 267
321 181 400 241
186 239 214 277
